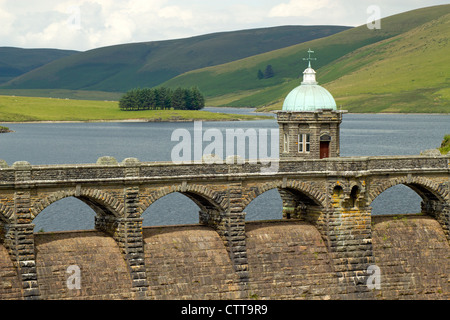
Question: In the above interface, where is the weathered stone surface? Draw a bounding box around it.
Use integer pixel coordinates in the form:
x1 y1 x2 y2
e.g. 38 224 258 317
143 225 242 300
34 230 135 300
0 155 448 300
372 215 449 300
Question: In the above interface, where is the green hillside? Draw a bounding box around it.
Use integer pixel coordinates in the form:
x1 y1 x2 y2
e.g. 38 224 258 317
0 47 78 84
1 26 350 93
321 12 450 113
162 5 450 113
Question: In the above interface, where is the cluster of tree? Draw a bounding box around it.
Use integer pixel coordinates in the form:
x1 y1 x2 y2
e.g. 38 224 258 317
257 65 274 80
119 87 205 111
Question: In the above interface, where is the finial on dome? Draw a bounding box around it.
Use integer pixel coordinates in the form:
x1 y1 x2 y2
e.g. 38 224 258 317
301 48 318 85
303 48 317 68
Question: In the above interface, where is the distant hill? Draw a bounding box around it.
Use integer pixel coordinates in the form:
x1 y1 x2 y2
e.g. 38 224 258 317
1 25 350 93
0 47 78 84
162 5 450 113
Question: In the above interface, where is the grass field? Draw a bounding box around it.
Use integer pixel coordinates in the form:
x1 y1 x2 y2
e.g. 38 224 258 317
0 95 271 122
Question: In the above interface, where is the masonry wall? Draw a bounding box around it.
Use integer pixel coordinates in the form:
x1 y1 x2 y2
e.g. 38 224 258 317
372 215 449 299
33 231 135 300
246 221 339 299
0 217 448 300
0 245 22 299
143 225 242 300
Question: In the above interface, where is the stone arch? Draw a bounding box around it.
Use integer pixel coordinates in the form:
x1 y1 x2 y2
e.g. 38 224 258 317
243 188 283 221
368 176 447 205
0 202 15 224
243 180 327 210
31 188 122 221
139 184 224 215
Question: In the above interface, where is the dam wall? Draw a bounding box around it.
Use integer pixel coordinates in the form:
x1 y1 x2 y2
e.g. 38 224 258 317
0 215 448 300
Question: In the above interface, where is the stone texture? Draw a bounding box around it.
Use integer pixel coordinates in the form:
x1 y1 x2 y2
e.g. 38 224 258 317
372 215 449 300
246 220 338 300
0 244 23 299
34 230 134 300
143 225 242 300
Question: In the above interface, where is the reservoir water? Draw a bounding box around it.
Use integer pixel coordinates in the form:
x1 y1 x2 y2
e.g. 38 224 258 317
0 109 448 232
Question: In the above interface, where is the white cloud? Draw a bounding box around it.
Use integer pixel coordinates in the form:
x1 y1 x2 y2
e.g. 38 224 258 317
0 0 16 37
158 5 193 21
0 0 449 50
269 0 334 17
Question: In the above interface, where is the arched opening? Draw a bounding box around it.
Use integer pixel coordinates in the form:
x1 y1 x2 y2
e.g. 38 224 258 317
244 189 283 221
349 185 360 208
279 187 323 220
244 186 324 222
142 192 207 226
371 185 423 216
33 197 99 232
332 185 344 206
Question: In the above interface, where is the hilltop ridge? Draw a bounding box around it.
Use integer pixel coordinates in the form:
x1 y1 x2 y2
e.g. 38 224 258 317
1 25 349 93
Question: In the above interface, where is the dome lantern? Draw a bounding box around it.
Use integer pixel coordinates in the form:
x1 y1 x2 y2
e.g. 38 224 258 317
282 48 337 112
277 49 347 160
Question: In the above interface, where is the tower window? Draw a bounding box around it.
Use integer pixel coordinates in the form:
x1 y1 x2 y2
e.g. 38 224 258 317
298 134 310 153
284 133 289 153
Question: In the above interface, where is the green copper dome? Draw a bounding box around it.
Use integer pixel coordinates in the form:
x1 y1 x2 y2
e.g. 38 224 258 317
282 51 337 111
282 83 337 111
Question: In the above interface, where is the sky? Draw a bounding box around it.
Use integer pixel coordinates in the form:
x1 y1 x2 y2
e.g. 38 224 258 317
0 0 448 51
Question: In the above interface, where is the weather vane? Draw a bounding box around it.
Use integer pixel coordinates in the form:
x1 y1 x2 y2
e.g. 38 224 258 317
303 48 317 67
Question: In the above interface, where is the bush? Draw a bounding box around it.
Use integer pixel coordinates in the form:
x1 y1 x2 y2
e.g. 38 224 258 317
439 134 450 154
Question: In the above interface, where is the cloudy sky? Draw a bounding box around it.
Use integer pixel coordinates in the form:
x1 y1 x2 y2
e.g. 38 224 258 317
0 0 448 51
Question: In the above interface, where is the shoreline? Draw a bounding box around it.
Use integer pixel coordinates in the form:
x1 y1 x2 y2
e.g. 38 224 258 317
1 111 448 124
1 117 273 124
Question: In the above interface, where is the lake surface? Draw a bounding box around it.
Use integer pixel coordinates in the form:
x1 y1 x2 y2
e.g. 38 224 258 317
0 109 448 231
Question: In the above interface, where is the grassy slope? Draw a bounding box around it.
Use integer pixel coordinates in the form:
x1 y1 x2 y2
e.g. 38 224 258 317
1 26 350 93
0 47 78 84
0 88 122 101
321 13 450 113
0 95 271 122
162 5 450 113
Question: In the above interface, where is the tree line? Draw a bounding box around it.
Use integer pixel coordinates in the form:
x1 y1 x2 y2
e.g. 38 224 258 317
119 87 205 111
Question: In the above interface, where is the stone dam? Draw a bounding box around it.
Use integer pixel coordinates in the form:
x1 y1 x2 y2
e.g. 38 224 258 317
0 155 448 300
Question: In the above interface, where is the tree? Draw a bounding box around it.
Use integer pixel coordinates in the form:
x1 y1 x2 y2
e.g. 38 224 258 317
264 65 274 79
257 69 264 80
183 88 194 110
172 87 186 110
141 88 155 110
190 87 205 110
119 88 140 110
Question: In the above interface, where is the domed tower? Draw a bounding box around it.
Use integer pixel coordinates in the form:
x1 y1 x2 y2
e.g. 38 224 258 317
277 49 346 159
